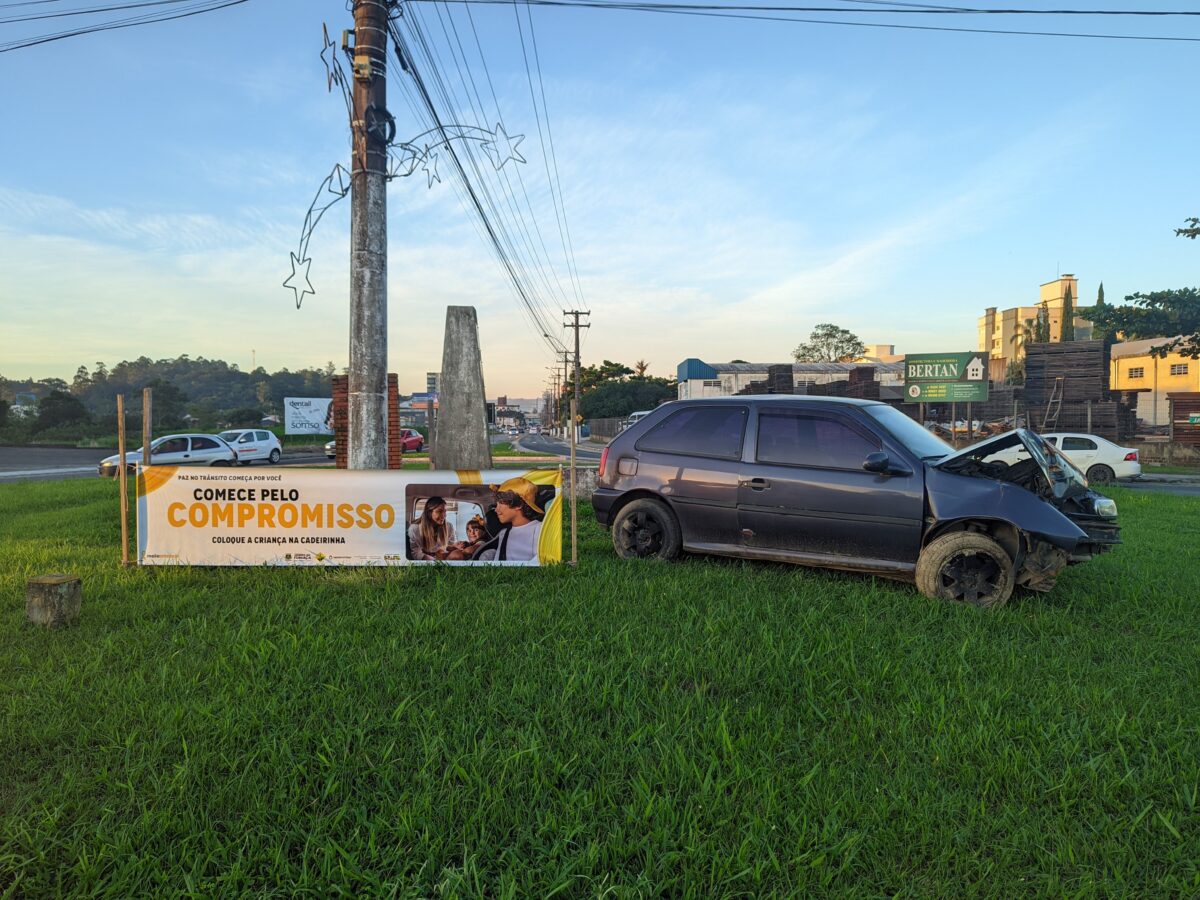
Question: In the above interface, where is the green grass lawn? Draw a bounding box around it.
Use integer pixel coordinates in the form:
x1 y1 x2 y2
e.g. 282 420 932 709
1 481 1198 896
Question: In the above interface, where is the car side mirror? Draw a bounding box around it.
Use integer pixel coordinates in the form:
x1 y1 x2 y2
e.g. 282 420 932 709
863 451 911 477
863 452 890 473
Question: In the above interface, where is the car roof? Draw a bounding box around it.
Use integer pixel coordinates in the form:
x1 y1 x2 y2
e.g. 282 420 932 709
662 395 886 408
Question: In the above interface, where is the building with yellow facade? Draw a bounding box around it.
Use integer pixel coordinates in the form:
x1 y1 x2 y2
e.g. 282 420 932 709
978 275 1095 380
1110 336 1199 428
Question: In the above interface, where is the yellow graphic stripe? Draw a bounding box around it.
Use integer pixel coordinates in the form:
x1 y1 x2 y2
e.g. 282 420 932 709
456 470 483 484
531 468 563 564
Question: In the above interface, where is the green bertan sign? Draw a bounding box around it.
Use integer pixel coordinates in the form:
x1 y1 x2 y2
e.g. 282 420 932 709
904 352 990 403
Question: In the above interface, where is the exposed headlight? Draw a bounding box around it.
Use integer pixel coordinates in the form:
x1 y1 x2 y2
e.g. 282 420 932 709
1094 497 1118 518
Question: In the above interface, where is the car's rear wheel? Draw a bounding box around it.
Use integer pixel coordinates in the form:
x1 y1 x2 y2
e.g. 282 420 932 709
611 498 682 561
1086 463 1114 484
269 449 281 464
916 531 1015 609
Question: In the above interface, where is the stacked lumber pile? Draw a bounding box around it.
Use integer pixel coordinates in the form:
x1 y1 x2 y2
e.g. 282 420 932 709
1169 392 1200 445
842 366 881 400
1024 340 1108 404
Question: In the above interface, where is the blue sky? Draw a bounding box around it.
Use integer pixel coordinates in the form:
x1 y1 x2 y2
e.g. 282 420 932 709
2 0 1198 397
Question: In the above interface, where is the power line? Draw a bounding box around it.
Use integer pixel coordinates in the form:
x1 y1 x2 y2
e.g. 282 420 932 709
0 0 204 26
413 1 1200 43
388 16 567 357
0 0 252 53
415 1 1200 16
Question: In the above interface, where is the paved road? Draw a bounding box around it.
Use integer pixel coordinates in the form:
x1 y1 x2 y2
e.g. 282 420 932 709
512 433 603 461
0 446 327 483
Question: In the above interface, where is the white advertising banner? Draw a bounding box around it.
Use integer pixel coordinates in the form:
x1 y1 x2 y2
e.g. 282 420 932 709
283 397 333 434
137 466 562 566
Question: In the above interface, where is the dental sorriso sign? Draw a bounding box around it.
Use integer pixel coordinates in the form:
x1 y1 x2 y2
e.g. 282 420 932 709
283 397 333 434
137 466 562 566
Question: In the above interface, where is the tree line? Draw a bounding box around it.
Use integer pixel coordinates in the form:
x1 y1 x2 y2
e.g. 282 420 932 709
0 355 337 441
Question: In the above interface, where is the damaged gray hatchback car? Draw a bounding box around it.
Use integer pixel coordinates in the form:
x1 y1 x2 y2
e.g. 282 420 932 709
592 397 1119 608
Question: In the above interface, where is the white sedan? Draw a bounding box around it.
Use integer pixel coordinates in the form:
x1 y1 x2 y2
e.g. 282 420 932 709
98 434 237 476
982 432 1141 484
219 429 283 465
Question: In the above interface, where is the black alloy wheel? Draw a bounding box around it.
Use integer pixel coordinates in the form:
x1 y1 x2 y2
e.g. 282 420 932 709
611 498 682 561
940 551 1003 606
916 531 1015 608
1086 464 1114 485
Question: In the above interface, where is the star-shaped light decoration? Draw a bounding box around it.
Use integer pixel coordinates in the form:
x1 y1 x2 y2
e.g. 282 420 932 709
320 24 345 93
421 149 441 188
388 146 419 180
327 163 350 199
481 122 526 171
284 251 315 309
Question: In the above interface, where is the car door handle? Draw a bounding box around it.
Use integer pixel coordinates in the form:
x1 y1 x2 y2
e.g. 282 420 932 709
741 477 770 491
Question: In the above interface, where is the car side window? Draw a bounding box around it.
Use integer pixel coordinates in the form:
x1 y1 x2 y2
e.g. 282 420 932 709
636 406 747 459
256 431 270 441
237 433 254 443
756 411 879 469
1062 437 1096 451
191 437 220 451
157 438 188 454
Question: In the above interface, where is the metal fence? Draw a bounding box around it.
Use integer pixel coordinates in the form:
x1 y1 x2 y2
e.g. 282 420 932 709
586 417 625 439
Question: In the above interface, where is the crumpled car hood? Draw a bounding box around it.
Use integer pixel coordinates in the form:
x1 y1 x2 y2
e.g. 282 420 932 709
935 427 1090 501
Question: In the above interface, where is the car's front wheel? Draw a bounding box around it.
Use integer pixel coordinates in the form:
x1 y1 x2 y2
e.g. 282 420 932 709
1086 463 1114 484
611 498 682 561
269 449 281 464
916 531 1015 609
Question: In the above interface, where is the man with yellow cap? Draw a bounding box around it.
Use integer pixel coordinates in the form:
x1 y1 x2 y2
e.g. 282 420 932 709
487 476 545 562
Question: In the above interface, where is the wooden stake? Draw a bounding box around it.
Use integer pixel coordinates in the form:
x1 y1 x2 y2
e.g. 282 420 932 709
569 398 578 566
142 387 153 468
117 394 130 567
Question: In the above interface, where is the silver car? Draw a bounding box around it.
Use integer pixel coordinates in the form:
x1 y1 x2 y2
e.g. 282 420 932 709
98 433 237 476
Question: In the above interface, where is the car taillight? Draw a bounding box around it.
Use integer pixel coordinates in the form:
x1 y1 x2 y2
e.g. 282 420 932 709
599 446 609 478
1124 451 1138 461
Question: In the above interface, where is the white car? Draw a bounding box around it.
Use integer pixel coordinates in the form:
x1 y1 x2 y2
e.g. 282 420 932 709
219 429 283 465
981 432 1140 484
98 433 237 476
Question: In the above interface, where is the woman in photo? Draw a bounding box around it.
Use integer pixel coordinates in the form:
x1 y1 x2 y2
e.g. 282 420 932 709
407 495 457 560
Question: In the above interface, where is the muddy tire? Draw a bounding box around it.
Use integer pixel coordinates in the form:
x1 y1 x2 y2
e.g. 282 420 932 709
612 498 682 561
1086 463 1114 485
916 531 1015 609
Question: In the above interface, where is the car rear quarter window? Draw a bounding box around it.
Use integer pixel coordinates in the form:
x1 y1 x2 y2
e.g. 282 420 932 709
191 437 220 451
756 411 879 469
636 406 747 459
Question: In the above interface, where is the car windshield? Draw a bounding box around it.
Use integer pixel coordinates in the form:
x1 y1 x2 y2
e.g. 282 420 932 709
863 405 953 460
219 431 243 442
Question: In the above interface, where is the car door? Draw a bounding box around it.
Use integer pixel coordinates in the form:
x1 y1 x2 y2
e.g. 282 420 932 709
1059 436 1098 471
737 407 924 565
232 430 262 461
631 404 749 549
151 437 190 465
189 436 227 464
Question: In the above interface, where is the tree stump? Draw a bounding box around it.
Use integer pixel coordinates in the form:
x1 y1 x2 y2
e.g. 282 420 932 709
26 574 82 629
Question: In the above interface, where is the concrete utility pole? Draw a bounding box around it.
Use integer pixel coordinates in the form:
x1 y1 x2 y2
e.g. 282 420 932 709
348 0 390 469
563 310 590 410
556 350 570 433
